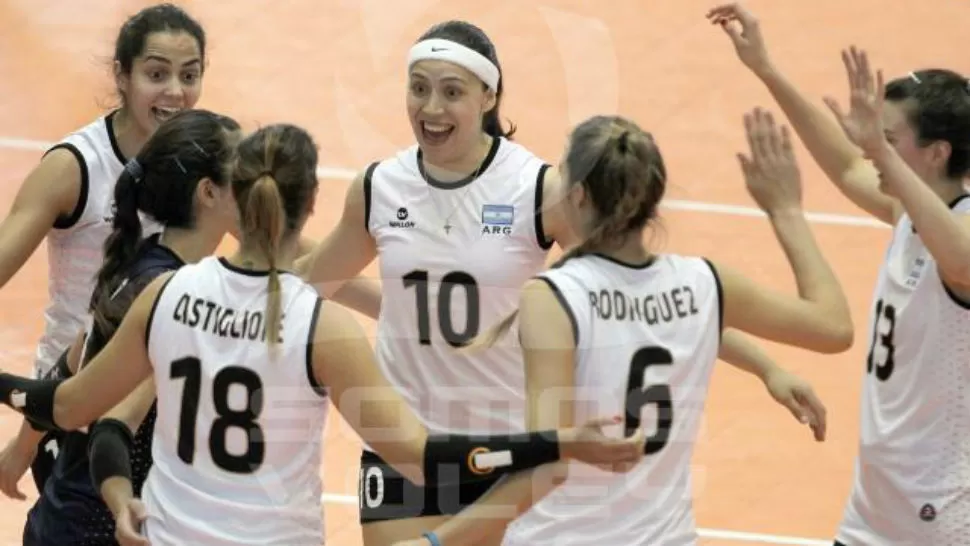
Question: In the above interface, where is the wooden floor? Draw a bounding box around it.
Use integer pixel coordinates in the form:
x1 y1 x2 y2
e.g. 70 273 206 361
0 0 967 544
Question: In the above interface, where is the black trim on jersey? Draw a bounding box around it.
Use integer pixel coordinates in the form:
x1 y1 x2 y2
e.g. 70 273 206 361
105 110 128 165
419 137 501 190
911 193 970 233
941 280 970 310
305 297 327 398
920 193 970 307
534 276 578 346
701 258 725 339
590 253 657 270
144 274 177 351
45 143 90 230
215 257 298 279
362 161 378 234
533 164 554 251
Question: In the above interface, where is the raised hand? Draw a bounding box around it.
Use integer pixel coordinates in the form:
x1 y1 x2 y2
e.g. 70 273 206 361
706 3 772 74
737 108 803 216
823 46 887 155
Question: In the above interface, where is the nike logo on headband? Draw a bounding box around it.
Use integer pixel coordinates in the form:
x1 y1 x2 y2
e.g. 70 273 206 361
431 47 449 52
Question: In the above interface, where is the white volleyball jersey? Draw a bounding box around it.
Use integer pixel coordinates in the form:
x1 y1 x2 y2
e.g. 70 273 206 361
142 256 329 546
837 196 970 546
36 111 161 378
503 253 723 546
366 137 552 436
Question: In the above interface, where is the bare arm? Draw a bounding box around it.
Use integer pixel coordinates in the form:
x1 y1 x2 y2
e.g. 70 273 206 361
869 144 970 294
309 301 430 485
311 298 640 491
709 3 898 224
0 148 84 289
301 172 379 299
712 224 852 354
293 231 383 320
408 280 581 545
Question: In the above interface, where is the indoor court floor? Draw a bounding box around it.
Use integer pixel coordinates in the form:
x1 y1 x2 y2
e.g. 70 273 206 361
0 0 968 544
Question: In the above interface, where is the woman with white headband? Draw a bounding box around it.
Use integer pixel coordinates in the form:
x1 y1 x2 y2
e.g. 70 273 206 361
302 19 826 546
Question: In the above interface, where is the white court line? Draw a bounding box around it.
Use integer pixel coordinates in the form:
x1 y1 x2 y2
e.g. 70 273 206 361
319 492 829 545
0 136 888 230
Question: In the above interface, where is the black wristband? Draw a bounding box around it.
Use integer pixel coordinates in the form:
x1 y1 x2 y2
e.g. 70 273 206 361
0 373 63 432
88 418 134 491
423 429 561 486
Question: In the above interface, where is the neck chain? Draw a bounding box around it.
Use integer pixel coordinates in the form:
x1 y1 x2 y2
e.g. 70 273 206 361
421 138 493 235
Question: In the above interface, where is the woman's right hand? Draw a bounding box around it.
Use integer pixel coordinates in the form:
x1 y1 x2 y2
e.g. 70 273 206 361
558 415 645 473
737 108 804 217
114 498 149 546
707 3 773 76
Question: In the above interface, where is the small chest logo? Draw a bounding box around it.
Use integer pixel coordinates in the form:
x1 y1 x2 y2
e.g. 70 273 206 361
905 256 926 288
919 503 936 522
390 207 415 229
481 204 513 237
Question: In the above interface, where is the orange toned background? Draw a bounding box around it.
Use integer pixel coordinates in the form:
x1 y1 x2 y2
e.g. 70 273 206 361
0 1 967 544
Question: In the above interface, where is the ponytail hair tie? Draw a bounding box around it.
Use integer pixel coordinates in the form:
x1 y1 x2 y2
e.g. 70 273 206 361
124 159 143 182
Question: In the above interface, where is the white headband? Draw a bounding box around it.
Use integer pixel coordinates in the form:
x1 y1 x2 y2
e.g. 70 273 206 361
407 38 500 91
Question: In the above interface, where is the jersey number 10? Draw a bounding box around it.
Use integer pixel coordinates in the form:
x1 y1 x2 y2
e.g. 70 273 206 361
403 269 480 347
170 357 265 474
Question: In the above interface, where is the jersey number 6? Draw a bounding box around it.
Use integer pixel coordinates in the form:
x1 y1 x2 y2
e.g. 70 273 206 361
170 357 265 474
624 346 674 455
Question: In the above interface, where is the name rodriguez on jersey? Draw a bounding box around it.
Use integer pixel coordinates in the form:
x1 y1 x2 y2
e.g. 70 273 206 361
589 285 700 324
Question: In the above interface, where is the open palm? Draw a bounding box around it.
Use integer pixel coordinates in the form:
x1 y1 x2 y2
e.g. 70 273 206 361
823 46 887 154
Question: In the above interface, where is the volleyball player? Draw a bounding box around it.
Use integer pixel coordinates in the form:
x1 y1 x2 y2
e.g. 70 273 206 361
392 111 850 546
0 3 206 498
0 121 646 546
298 19 829 545
21 109 240 545
710 4 970 543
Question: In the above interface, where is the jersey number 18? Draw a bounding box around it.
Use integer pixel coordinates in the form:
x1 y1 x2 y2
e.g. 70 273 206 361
170 357 265 474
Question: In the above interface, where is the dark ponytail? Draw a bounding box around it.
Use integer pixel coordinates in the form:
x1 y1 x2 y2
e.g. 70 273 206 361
89 162 145 335
88 109 239 339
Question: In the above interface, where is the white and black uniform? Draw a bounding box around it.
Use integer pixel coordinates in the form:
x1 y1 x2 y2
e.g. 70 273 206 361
835 196 970 546
39 112 128 379
358 137 554 521
501 253 723 546
32 111 159 489
141 257 329 546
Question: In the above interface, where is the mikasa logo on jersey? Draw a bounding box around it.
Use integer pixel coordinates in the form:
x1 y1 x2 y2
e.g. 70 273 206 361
481 204 513 236
390 207 415 228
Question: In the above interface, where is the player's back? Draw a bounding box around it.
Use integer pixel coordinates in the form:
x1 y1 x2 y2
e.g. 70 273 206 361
503 253 723 546
142 256 329 546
